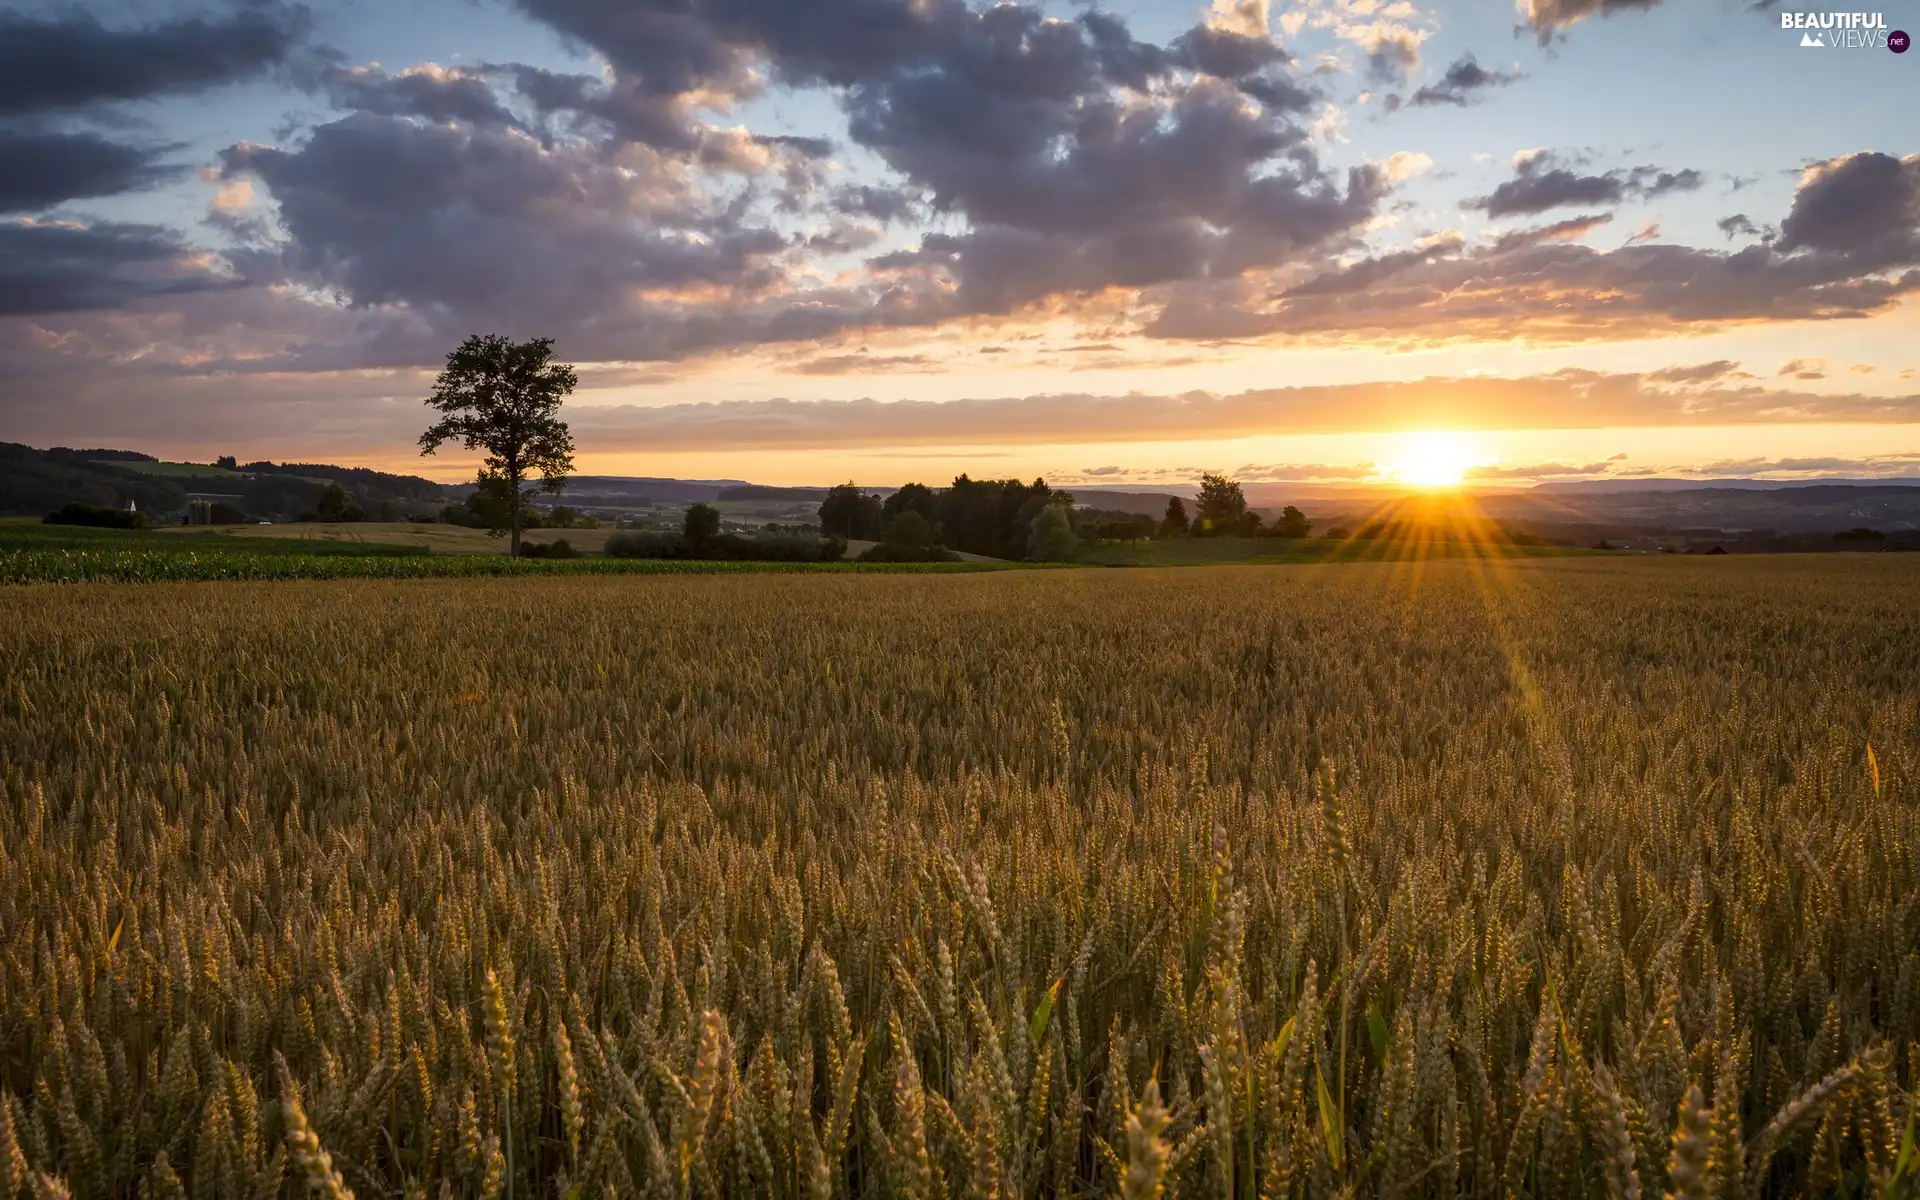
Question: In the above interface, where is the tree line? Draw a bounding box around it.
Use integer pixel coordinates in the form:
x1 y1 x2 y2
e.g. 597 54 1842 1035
818 476 1081 561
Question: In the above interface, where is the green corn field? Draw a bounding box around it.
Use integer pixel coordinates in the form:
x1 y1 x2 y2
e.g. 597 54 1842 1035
1 554 1917 1198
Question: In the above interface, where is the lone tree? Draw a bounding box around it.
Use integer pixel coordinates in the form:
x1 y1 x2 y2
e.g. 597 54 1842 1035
1195 473 1247 536
683 502 721 549
420 335 577 557
1160 495 1190 538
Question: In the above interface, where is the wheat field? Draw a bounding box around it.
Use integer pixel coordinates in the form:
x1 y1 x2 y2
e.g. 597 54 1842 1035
2 555 1917 1198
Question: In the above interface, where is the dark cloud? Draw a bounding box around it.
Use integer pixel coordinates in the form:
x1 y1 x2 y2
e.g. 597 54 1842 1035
1471 159 1626 217
1520 0 1663 43
216 112 797 356
0 4 311 116
500 0 1364 312
1717 214 1761 241
190 0 1370 363
1280 237 1464 299
0 130 175 213
757 133 835 158
1777 152 1920 254
1489 212 1612 253
832 184 921 224
319 64 519 128
1170 26 1292 83
1406 55 1520 108
1467 152 1703 217
0 220 240 315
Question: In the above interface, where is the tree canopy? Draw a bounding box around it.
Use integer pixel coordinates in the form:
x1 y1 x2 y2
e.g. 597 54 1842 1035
818 482 884 540
1195 473 1247 535
1027 501 1079 562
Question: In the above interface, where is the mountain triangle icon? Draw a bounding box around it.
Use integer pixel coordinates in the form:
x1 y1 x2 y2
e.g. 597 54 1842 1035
1800 30 1824 45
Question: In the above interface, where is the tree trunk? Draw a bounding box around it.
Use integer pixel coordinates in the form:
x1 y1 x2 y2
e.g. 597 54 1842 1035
508 463 522 558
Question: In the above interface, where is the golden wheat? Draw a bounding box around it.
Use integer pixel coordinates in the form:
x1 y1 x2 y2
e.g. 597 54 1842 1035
0 555 1915 1197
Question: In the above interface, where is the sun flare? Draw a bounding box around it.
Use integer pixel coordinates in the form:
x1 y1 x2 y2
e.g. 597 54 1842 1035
1385 431 1476 489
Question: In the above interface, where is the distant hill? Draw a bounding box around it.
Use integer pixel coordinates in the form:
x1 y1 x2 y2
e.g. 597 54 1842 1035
717 484 832 502
1 443 191 516
1064 488 1183 517
553 475 754 505
0 443 451 521
1534 477 1920 493
1478 481 1920 536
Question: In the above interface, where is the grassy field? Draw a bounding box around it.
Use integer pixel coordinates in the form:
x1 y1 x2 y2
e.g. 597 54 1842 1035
0 522 1017 582
156 521 622 555
2 554 1916 1197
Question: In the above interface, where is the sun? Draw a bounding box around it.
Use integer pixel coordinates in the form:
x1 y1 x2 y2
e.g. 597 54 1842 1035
1386 431 1475 489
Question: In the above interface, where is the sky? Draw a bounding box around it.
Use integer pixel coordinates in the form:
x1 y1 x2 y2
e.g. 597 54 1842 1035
1 0 1918 489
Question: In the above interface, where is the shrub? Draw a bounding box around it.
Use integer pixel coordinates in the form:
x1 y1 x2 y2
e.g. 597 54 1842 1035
608 529 847 562
44 501 145 529
859 541 959 562
1026 502 1078 562
517 538 578 559
605 529 686 558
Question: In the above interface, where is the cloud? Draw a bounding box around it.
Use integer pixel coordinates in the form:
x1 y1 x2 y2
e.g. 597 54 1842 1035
1687 454 1920 478
1231 461 1376 481
791 353 937 375
214 111 801 361
1466 151 1704 218
1776 152 1920 255
1488 212 1611 253
6 344 1919 458
532 370 1920 451
152 0 1383 363
1717 214 1761 241
0 130 176 213
1467 459 1617 479
1519 0 1663 43
0 219 242 315
1146 149 1920 344
1647 360 1742 384
1777 356 1827 380
1365 36 1421 85
319 64 521 129
1406 55 1521 108
0 4 311 116
1378 151 1434 185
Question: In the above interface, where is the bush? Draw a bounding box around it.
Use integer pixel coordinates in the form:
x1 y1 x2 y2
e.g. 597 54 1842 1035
518 539 578 559
1026 503 1078 562
44 502 145 529
858 542 959 563
606 530 687 558
607 530 846 562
